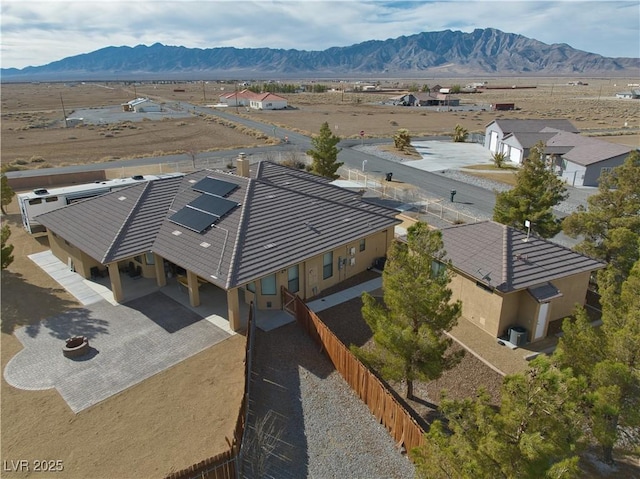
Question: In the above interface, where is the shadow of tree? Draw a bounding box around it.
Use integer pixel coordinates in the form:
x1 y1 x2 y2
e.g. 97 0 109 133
25 307 110 340
1 271 79 335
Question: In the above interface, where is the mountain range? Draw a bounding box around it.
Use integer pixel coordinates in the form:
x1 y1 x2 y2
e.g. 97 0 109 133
2 28 638 81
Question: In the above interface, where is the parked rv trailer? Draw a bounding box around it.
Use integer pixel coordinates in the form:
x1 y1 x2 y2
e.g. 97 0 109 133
18 173 184 234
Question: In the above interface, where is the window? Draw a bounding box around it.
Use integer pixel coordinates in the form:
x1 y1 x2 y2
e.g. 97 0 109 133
431 260 446 278
600 167 613 176
288 265 299 293
29 198 42 205
359 238 366 252
45 196 59 203
323 252 333 279
261 274 276 295
145 252 155 265
246 282 256 293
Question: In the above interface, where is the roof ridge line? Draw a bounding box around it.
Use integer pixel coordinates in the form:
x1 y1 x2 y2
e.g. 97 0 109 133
102 182 152 263
226 178 254 289
502 223 510 289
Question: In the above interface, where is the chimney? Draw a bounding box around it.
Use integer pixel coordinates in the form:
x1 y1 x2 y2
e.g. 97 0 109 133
236 152 250 178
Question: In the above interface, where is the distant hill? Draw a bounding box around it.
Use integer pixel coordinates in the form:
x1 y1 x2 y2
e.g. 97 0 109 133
2 28 638 81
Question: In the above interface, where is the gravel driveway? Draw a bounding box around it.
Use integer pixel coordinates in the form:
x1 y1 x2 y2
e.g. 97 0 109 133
241 322 415 479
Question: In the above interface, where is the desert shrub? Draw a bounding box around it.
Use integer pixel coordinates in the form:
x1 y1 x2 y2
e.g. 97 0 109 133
390 120 399 126
30 156 45 163
14 159 29 165
36 163 53 169
492 151 508 168
393 128 411 151
176 121 187 126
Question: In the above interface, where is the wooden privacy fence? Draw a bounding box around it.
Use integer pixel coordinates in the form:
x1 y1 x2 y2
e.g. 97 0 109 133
164 304 255 479
283 288 426 456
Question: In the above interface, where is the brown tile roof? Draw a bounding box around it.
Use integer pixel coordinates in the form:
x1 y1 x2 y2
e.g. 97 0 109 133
440 221 605 293
38 162 400 290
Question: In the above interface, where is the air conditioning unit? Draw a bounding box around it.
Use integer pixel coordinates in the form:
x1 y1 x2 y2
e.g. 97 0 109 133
508 326 527 347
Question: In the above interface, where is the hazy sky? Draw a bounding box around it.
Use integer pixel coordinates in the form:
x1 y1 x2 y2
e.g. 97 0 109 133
2 0 639 69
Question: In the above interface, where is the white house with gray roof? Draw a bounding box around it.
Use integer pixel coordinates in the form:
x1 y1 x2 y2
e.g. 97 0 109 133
36 160 400 331
485 118 635 186
439 221 605 343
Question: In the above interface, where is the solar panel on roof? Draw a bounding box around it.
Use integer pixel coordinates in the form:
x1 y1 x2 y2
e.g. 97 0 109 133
192 177 238 197
169 207 217 233
188 194 238 218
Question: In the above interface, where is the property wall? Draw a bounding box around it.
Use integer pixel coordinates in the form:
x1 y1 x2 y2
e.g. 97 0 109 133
450 272 504 336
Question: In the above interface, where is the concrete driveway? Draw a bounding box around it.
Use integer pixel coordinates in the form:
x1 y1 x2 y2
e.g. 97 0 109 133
410 140 494 171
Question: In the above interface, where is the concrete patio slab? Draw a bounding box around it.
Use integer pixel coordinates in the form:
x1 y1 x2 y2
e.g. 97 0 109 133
4 292 231 413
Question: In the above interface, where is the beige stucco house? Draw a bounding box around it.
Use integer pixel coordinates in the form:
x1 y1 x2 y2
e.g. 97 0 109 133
36 160 400 331
439 221 606 343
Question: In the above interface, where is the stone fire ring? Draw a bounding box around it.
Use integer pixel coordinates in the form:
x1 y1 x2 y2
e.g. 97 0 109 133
63 336 90 358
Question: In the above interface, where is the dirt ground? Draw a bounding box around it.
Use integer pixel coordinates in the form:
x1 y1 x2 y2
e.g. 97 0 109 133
2 78 638 170
0 198 246 479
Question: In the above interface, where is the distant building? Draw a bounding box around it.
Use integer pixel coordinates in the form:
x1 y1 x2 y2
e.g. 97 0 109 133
122 98 162 113
615 89 640 99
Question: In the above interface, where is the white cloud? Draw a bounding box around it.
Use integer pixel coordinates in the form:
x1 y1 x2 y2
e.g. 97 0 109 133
1 1 638 69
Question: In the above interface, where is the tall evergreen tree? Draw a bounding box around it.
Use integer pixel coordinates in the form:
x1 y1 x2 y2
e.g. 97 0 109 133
414 356 586 479
562 150 640 294
352 222 462 399
1 224 14 270
554 258 640 464
493 141 568 238
306 121 343 179
1 174 15 215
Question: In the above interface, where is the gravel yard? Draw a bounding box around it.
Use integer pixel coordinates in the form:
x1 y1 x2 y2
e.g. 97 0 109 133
243 321 416 479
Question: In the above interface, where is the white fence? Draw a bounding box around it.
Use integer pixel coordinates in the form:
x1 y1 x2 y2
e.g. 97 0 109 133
340 167 480 225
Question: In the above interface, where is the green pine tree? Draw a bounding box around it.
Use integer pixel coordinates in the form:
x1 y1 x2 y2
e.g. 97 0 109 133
493 141 568 238
1 174 15 215
352 222 462 399
306 122 343 179
562 150 640 294
1 224 15 270
554 258 640 465
414 356 585 479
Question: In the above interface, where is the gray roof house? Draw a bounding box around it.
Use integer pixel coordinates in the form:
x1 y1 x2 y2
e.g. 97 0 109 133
544 130 635 186
485 119 635 186
439 221 605 343
36 160 400 331
484 119 579 161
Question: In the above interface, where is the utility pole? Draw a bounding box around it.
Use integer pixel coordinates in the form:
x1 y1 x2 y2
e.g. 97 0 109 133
60 94 68 128
202 81 206 102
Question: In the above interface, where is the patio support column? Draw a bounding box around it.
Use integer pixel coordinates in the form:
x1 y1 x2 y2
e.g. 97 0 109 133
187 270 200 307
227 288 241 331
154 254 166 287
108 263 123 303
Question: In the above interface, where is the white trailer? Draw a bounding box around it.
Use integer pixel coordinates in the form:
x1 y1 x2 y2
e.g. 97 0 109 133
17 173 184 234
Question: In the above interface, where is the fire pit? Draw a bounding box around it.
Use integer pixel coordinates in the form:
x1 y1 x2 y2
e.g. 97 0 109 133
63 336 90 358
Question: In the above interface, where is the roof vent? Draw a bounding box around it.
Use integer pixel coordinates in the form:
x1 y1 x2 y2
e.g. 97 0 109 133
33 188 49 195
200 242 211 248
132 175 144 180
172 230 182 236
118 196 127 201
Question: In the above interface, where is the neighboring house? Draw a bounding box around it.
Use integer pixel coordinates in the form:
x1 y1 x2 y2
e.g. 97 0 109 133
36 160 400 331
219 90 288 110
485 119 579 155
439 221 606 343
121 98 162 113
615 89 640 99
487 119 635 186
249 92 288 110
545 130 635 187
392 92 460 107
